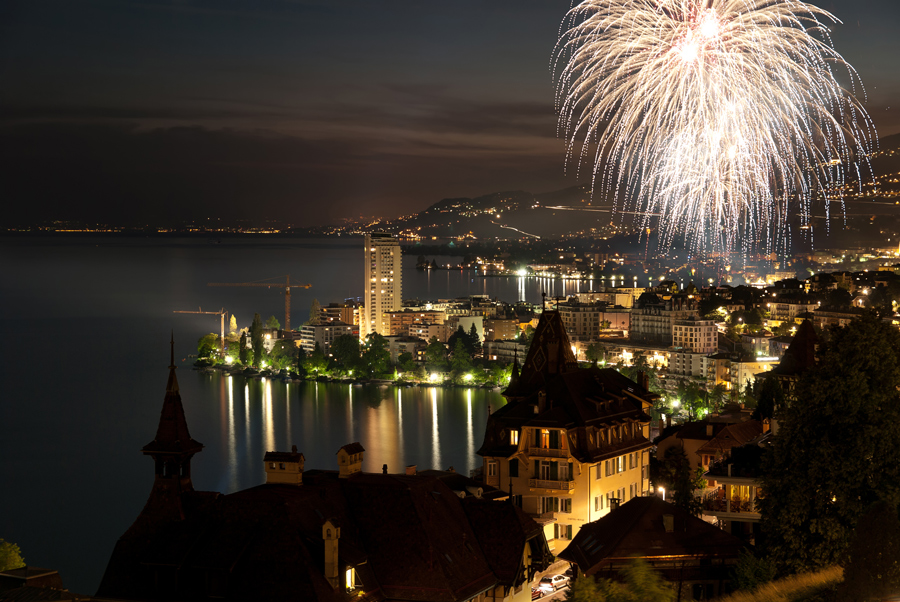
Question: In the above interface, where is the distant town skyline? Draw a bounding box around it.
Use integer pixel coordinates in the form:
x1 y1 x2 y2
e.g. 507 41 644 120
2 0 898 229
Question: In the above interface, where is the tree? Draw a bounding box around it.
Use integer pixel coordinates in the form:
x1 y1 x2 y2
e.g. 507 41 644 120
752 376 784 421
565 558 674 602
397 352 417 375
305 342 328 376
250 313 265 368
450 338 473 373
197 333 220 359
228 314 238 336
331 335 361 371
824 287 852 308
360 333 390 377
0 539 24 571
294 346 307 377
266 315 281 331
731 550 777 591
239 331 250 366
307 299 322 325
468 323 481 355
839 501 900 601
759 312 900 574
656 447 703 516
268 339 296 371
448 326 474 356
425 337 448 372
585 343 603 366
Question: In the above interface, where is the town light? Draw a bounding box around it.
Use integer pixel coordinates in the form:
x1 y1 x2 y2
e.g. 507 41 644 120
430 373 440 382
659 486 666 501
464 373 473 381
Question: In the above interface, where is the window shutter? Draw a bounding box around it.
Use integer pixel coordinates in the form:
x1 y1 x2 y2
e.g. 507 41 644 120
568 462 573 481
534 460 539 477
549 461 558 481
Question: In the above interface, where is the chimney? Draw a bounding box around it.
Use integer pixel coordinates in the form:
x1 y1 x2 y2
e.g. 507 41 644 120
666 414 672 428
406 465 417 475
706 424 714 437
538 391 547 414
663 514 674 533
382 464 388 475
322 520 340 589
610 497 620 511
637 370 649 390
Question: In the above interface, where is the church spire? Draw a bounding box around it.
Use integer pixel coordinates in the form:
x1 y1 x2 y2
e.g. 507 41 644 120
142 335 203 490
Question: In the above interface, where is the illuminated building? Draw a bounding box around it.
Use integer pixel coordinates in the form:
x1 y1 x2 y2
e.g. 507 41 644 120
362 232 402 338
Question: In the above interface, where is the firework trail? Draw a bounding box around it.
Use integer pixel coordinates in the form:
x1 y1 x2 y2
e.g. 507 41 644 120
554 0 876 257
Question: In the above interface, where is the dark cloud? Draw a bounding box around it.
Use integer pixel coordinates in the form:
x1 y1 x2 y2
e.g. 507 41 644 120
0 118 568 228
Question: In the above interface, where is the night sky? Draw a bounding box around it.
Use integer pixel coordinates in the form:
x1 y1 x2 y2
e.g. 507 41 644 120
2 0 898 228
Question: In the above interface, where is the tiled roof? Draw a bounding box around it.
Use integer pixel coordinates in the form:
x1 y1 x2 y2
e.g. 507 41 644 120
100 469 543 602
264 450 304 463
558 497 746 575
479 367 654 462
696 421 764 454
338 442 365 455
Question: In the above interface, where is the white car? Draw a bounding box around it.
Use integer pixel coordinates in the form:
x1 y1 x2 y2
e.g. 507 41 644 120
538 574 570 592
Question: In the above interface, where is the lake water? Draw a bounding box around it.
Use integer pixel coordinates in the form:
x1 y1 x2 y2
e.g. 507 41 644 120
0 236 599 594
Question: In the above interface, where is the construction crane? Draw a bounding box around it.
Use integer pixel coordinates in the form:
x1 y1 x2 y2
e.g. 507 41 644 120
207 275 311 332
173 307 228 357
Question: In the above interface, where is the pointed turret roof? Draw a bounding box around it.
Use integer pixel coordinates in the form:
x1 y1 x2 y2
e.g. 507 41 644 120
515 310 577 390
770 319 818 376
142 335 203 457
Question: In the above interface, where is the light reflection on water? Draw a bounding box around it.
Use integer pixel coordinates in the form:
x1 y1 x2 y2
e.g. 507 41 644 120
431 387 441 471
203 374 503 494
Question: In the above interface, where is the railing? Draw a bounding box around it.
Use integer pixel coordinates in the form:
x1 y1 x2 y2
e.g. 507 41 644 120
528 447 568 458
485 475 499 487
702 495 759 514
529 478 575 491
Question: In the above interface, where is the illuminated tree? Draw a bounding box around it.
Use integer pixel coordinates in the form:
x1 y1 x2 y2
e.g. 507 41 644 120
197 333 219 359
425 337 448 372
0 539 24 571
228 314 238 336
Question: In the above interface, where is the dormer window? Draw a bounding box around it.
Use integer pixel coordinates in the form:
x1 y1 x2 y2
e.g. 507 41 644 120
510 430 519 445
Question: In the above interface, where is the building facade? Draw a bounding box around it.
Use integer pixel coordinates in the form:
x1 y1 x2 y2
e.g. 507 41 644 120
362 232 402 338
299 322 356 355
478 311 655 553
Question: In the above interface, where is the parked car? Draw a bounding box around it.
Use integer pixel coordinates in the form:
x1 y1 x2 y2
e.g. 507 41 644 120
539 574 570 592
531 586 544 599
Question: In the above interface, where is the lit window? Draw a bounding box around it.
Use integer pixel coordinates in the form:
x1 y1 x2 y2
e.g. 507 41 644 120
510 430 519 445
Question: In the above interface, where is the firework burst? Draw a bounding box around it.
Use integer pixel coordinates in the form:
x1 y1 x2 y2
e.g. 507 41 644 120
554 0 876 256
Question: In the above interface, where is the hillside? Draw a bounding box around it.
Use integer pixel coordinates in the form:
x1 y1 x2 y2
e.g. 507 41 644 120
305 133 900 246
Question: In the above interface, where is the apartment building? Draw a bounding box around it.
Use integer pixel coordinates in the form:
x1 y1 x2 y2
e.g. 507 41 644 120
362 232 402 338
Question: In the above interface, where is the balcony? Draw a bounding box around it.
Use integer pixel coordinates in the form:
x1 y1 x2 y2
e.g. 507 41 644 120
485 475 500 487
702 494 760 518
528 478 575 491
528 447 568 458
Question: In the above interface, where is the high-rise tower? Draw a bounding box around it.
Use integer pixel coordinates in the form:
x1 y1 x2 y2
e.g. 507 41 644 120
362 232 401 338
